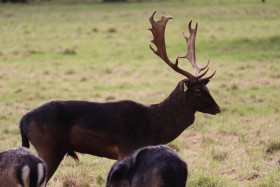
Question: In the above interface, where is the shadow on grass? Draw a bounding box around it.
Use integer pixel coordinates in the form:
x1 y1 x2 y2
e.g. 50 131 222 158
266 141 280 154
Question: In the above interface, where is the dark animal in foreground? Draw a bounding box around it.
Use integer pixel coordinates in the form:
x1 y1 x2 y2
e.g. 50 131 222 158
0 147 46 187
106 145 188 187
20 11 220 182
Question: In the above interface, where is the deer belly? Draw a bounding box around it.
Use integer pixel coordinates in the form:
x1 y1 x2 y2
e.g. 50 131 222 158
68 125 120 159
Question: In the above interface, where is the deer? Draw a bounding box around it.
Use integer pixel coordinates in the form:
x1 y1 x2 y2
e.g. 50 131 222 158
106 145 188 187
0 147 47 187
19 11 220 182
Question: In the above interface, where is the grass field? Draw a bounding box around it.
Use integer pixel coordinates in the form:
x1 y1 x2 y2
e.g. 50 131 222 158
0 0 280 186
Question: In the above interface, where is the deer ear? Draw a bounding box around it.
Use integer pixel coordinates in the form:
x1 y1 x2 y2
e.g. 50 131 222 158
183 83 188 92
180 81 189 92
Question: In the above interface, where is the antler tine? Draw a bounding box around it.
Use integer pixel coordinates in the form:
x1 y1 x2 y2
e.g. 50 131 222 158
180 21 210 76
195 68 209 79
149 11 195 79
200 70 216 81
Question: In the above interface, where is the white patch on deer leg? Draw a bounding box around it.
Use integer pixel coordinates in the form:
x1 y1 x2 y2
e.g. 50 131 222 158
37 163 46 187
21 165 30 187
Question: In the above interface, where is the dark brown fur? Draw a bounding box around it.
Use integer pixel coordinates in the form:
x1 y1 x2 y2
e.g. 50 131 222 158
20 78 219 182
106 145 188 187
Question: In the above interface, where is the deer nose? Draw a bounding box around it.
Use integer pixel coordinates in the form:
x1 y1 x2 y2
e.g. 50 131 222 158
216 107 221 113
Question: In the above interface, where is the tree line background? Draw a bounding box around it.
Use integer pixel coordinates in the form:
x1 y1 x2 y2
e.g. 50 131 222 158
1 0 266 4
2 0 174 3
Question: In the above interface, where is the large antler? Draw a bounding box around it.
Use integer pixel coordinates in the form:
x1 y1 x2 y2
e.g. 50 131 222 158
179 21 209 76
149 11 194 79
149 11 215 80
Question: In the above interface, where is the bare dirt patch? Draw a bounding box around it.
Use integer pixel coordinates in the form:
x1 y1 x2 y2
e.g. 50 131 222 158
238 78 271 87
185 133 201 148
221 168 236 176
214 134 238 144
235 171 261 181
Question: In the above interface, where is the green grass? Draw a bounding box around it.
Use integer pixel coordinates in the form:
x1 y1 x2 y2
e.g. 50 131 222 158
0 0 280 186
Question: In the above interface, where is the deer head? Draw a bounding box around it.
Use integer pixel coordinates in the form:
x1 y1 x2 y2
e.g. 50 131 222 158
149 11 220 115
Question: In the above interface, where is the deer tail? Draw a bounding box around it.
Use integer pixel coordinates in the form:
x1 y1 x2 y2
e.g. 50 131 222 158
20 115 30 148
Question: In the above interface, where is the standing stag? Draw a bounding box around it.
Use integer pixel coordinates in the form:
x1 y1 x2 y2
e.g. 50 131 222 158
0 147 46 187
20 11 220 182
106 145 188 187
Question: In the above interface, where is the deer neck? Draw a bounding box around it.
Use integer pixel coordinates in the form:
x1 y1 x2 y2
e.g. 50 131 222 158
147 82 196 144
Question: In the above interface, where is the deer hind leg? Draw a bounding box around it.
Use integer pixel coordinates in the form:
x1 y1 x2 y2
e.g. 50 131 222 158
37 147 66 182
